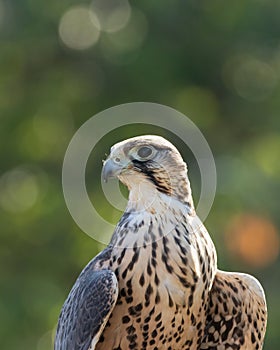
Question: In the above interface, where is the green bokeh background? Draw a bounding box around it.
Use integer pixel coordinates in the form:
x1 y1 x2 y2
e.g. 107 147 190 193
0 0 279 349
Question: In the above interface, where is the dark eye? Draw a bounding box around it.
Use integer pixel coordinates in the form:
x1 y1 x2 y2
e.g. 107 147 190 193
137 146 153 159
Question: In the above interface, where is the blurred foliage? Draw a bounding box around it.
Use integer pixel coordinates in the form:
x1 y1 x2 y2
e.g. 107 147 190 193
0 0 280 349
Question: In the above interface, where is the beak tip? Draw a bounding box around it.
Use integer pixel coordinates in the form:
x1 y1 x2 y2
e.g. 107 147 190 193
102 158 121 183
101 169 108 183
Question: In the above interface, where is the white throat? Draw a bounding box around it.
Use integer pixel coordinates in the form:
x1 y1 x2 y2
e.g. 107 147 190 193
124 177 168 214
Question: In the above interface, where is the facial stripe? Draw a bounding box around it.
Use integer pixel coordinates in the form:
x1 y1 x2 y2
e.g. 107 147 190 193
132 160 171 195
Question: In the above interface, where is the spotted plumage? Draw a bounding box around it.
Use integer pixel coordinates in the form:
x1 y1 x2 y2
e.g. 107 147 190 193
55 135 267 350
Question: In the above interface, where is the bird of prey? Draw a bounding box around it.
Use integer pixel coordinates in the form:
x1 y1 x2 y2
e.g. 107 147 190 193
55 135 267 350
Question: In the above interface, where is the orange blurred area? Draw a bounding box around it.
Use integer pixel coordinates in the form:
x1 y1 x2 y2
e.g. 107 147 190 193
225 214 280 268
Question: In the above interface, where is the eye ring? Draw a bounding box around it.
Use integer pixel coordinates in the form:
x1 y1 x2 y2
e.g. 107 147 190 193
136 146 154 160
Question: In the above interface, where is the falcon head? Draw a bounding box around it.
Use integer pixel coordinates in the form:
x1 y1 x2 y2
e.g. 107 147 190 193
102 135 194 210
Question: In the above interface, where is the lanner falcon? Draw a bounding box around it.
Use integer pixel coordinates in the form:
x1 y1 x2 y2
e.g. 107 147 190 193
55 135 267 350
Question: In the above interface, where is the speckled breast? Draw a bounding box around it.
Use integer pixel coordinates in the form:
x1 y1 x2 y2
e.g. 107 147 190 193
95 215 216 350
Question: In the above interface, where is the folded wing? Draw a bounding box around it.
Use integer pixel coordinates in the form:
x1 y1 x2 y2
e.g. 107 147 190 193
201 270 267 349
55 267 118 350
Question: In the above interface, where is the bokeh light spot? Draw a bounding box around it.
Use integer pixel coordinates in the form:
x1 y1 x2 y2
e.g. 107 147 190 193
223 55 277 101
16 105 74 161
225 214 279 268
90 0 131 33
0 168 39 213
59 6 100 50
100 8 148 64
245 134 280 178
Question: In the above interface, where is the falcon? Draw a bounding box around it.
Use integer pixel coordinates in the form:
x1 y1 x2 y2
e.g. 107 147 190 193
55 135 267 350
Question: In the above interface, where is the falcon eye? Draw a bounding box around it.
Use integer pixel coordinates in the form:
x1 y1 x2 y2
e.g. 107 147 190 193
136 146 153 159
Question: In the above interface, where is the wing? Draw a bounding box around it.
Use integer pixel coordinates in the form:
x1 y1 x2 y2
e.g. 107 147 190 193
200 270 267 350
55 265 118 350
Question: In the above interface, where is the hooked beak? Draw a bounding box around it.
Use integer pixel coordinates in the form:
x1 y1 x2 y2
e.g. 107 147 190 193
102 158 126 182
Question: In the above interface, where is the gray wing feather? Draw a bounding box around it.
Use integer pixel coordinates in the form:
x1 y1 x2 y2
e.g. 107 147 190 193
55 267 118 350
